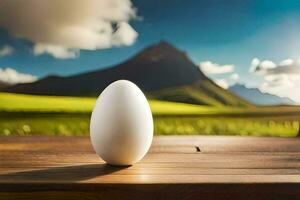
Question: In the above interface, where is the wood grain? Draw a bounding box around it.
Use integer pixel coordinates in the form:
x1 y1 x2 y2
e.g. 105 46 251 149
1 136 300 199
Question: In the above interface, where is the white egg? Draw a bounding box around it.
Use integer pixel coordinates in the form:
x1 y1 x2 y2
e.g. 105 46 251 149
90 80 153 166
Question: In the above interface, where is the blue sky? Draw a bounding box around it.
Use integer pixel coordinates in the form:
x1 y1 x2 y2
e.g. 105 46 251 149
1 0 300 101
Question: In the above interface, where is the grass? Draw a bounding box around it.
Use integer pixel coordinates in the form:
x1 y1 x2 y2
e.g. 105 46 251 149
0 92 299 137
154 117 299 137
1 113 90 136
0 92 95 113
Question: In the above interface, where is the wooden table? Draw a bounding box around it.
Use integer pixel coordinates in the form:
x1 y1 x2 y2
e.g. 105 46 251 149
1 136 300 200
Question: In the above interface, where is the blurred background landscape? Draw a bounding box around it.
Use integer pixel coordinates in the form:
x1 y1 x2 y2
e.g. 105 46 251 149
1 0 300 136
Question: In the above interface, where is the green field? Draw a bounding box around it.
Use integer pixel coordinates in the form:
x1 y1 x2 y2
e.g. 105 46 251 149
1 92 299 137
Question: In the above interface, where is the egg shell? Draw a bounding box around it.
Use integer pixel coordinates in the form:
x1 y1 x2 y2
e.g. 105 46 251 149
90 80 153 166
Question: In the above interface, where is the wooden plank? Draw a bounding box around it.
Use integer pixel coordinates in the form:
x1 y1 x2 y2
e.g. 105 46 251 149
2 167 300 176
2 151 300 169
2 136 300 153
1 136 300 199
1 184 300 200
2 174 300 184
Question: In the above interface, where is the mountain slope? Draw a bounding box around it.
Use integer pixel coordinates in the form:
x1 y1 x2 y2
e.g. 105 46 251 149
229 84 294 105
149 80 253 107
0 80 11 88
1 41 252 107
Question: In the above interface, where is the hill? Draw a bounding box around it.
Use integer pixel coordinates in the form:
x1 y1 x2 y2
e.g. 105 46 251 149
0 41 251 107
229 84 294 105
149 80 253 107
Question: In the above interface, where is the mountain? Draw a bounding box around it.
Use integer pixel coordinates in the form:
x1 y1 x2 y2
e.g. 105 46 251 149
229 84 294 105
1 41 252 107
0 80 12 88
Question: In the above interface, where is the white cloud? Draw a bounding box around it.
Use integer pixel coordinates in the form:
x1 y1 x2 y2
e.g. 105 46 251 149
199 61 234 74
0 0 138 59
280 59 294 66
262 74 295 89
214 79 229 89
0 68 37 84
250 58 300 75
33 44 79 59
111 22 138 46
250 58 259 72
250 58 276 75
0 45 14 57
250 58 300 102
230 73 239 81
199 61 238 89
260 60 276 69
260 77 298 101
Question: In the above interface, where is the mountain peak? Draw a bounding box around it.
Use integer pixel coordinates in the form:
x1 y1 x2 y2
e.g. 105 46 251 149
229 83 295 105
133 40 189 64
154 40 178 49
230 83 247 89
147 40 181 53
